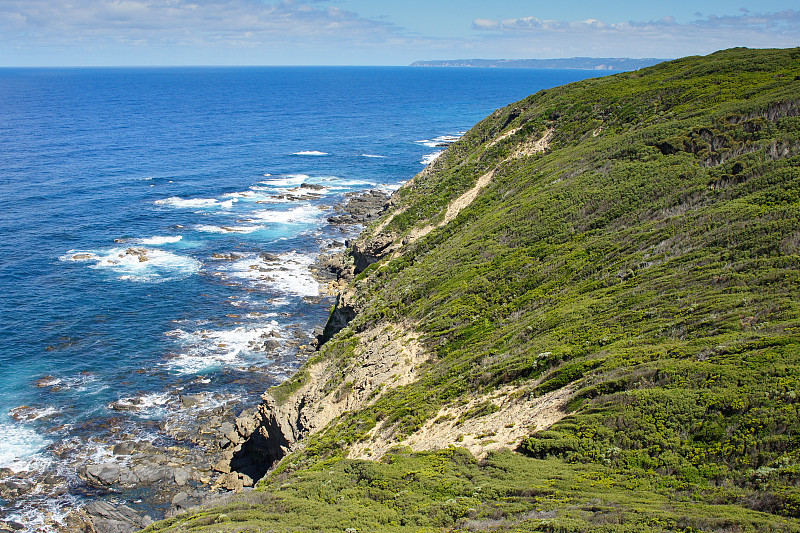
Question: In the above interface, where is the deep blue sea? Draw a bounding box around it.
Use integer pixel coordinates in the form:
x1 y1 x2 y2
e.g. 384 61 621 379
0 66 601 526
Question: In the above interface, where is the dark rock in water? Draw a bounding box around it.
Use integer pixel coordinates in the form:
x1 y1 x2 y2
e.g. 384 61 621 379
327 189 390 226
211 252 242 261
300 183 325 190
262 339 281 351
180 394 205 408
260 252 280 262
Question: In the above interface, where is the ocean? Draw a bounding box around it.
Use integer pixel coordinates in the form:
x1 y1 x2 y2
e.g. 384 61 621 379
0 66 601 528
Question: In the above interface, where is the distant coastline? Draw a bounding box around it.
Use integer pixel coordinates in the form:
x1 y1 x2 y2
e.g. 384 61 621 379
410 57 668 71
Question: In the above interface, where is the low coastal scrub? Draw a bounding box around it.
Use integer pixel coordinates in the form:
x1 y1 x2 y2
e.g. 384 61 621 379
145 449 799 532
145 48 800 531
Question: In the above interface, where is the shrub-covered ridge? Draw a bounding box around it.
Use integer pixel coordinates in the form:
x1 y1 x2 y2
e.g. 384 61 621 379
145 48 800 532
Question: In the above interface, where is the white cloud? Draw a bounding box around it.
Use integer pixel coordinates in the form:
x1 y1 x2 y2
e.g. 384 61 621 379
0 0 400 48
469 10 800 58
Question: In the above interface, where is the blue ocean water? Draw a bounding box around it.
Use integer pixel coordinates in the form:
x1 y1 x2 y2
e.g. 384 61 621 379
0 66 601 524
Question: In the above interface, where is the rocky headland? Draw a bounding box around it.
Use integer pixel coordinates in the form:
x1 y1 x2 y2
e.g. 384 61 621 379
139 48 800 533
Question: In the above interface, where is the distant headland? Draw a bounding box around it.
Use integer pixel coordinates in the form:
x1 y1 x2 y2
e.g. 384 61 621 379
410 57 668 70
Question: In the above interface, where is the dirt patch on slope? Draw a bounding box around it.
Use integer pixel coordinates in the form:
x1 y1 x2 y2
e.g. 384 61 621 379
349 383 574 460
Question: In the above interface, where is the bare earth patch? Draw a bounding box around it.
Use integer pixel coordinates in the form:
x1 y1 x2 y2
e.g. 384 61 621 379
400 128 553 247
349 383 574 460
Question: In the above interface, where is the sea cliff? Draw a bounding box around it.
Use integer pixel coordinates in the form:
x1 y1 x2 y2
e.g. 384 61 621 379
144 47 800 532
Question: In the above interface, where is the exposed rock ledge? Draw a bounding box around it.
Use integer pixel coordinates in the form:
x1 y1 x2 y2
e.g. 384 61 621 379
218 323 428 480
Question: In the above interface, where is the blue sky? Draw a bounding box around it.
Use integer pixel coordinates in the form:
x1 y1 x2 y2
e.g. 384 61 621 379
0 0 798 66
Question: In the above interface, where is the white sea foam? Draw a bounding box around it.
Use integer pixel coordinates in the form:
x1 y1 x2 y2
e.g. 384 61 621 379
221 190 257 199
259 174 310 187
61 247 201 283
0 422 51 472
138 235 183 245
249 204 321 225
194 224 264 234
360 153 387 158
415 134 463 148
109 392 172 417
154 196 237 209
9 406 60 422
421 151 444 165
165 322 283 374
293 150 329 156
223 251 319 297
323 179 378 190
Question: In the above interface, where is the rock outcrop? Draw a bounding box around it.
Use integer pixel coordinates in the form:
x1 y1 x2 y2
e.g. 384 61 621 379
348 232 401 273
220 324 428 478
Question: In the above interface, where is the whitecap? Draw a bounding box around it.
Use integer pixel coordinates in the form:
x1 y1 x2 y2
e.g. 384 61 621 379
222 251 319 297
61 247 201 283
221 190 257 199
293 150 329 156
415 133 463 148
433 134 463 143
421 151 444 165
154 196 237 209
0 421 51 472
164 323 283 374
138 235 182 245
194 224 264 234
323 179 378 190
249 204 321 225
108 392 172 417
259 174 310 187
360 154 387 158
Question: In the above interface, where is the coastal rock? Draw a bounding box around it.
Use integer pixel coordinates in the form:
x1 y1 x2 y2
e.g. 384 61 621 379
179 394 205 408
349 232 400 273
85 463 121 485
173 467 193 486
112 441 136 455
132 463 172 484
327 189 390 226
210 252 242 261
124 248 149 262
236 409 259 437
84 501 153 533
319 289 358 345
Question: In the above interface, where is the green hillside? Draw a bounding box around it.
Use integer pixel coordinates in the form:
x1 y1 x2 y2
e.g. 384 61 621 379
145 48 800 532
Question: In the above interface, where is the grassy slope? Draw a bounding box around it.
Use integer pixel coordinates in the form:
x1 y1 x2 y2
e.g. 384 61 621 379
145 48 800 532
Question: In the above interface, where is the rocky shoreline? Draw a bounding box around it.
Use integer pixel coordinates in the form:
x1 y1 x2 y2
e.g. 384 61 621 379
0 189 391 533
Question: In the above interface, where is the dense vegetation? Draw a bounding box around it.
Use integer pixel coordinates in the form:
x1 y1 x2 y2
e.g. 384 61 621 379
145 48 800 532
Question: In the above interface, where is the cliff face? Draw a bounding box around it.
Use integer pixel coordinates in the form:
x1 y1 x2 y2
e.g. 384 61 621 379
148 48 800 532
220 322 430 482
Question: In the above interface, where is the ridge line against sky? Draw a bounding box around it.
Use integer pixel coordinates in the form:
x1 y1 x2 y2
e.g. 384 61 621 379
0 1 798 67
